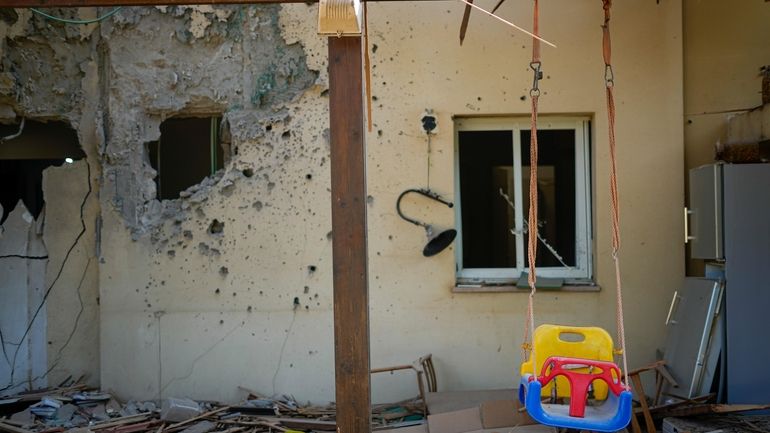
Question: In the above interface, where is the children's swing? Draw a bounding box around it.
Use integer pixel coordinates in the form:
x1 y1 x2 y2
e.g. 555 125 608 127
516 1 633 432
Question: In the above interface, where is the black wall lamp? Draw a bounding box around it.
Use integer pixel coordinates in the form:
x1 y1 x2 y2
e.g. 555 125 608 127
396 188 457 257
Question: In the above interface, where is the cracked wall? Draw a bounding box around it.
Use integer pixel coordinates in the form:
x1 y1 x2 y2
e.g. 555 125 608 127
96 4 330 402
3 0 686 405
0 9 101 393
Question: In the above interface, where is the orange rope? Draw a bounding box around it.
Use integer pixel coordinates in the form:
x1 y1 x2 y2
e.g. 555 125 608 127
522 0 540 377
602 0 629 387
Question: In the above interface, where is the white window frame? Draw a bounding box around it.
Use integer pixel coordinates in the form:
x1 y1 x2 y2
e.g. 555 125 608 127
454 116 593 283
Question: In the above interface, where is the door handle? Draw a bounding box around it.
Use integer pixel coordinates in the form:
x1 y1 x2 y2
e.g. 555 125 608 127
684 207 695 244
666 290 680 325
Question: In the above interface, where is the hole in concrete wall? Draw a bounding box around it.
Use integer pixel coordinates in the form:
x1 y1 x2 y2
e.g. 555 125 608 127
147 116 225 200
0 120 83 224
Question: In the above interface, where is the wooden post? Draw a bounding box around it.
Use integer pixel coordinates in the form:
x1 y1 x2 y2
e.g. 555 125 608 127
328 36 371 433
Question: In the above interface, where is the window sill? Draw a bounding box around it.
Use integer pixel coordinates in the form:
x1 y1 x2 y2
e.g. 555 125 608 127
453 282 601 293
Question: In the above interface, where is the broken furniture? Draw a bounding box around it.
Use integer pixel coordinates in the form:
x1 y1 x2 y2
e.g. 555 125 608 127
627 360 678 433
371 354 437 414
663 414 770 433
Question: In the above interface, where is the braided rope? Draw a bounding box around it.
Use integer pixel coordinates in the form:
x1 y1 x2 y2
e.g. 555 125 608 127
602 0 629 388
522 0 540 377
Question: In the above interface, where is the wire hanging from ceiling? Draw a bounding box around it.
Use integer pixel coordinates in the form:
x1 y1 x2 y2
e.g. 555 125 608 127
30 7 122 25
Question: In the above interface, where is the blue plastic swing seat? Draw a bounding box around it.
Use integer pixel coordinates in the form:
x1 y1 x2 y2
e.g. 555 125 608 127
519 373 633 433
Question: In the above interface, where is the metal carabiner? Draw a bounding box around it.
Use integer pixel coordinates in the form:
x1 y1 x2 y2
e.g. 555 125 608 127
604 64 615 88
530 61 543 97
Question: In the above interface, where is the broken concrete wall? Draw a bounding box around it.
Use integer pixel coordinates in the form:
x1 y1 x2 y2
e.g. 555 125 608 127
0 9 101 392
95 5 326 402
100 0 684 404
0 203 47 395
4 0 684 404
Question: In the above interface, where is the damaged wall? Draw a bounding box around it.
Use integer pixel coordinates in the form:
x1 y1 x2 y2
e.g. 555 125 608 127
95 4 328 402
100 0 683 404
0 203 48 395
0 9 102 393
3 0 684 404
684 0 770 171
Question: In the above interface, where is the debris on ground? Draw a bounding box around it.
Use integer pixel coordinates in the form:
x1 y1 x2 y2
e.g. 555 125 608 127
0 382 427 433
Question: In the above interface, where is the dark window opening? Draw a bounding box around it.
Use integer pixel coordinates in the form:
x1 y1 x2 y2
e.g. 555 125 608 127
521 130 577 268
458 128 579 270
0 120 83 224
459 130 515 268
148 117 224 200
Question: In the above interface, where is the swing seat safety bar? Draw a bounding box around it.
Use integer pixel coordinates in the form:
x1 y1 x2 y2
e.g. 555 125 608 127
519 356 632 432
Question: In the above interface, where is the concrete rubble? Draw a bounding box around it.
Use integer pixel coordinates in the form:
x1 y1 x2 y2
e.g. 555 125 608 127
0 381 431 433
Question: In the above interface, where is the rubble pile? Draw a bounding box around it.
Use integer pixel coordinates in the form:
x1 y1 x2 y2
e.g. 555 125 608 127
0 383 426 433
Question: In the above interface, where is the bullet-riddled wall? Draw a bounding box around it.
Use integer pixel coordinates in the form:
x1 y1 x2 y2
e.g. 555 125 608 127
0 0 684 403
99 0 684 403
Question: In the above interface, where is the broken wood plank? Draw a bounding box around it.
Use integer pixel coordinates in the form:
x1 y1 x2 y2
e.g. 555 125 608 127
711 404 770 414
90 414 150 430
10 385 88 402
630 373 655 433
275 417 336 431
655 403 770 418
0 421 34 433
103 420 161 433
165 407 231 432
328 35 371 433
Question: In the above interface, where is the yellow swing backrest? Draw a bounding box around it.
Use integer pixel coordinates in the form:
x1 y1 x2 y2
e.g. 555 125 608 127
520 324 616 400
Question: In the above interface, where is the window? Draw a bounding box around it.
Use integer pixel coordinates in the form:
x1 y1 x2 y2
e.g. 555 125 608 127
454 116 592 285
148 117 224 200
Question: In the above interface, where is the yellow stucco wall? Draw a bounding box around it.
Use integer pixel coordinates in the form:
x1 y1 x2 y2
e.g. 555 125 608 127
684 0 770 169
99 0 683 403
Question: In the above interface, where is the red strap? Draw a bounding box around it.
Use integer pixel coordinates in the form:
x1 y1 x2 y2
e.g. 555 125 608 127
532 0 540 63
602 0 611 66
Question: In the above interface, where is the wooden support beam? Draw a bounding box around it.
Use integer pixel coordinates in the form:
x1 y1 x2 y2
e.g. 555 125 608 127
4 0 437 7
328 36 370 433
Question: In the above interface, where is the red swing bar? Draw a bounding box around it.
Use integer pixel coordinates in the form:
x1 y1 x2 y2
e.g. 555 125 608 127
531 357 629 418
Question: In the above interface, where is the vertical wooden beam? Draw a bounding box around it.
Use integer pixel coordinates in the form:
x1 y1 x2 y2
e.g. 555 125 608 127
328 36 371 433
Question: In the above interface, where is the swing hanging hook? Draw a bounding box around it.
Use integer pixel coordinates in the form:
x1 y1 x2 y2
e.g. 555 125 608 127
530 61 543 97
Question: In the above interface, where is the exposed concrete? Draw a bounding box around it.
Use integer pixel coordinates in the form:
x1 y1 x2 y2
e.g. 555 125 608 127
726 103 770 145
98 5 318 238
42 160 100 387
0 202 47 394
0 8 102 393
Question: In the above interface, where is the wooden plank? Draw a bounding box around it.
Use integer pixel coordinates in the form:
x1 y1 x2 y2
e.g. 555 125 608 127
630 373 655 433
90 414 150 430
0 421 34 433
4 0 438 6
328 35 370 433
165 407 230 432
